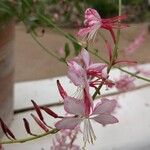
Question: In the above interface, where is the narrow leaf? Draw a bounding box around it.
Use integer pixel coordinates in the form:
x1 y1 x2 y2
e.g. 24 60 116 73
69 34 81 55
64 43 70 59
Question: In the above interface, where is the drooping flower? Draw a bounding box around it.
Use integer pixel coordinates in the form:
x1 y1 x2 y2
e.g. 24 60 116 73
78 8 127 42
55 88 118 144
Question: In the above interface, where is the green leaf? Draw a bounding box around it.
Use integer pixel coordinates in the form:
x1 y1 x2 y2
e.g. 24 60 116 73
64 43 70 59
94 49 99 55
68 34 81 55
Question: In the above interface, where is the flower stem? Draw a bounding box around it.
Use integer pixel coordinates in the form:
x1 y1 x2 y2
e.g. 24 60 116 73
92 0 122 99
117 67 150 82
30 32 61 61
0 129 59 144
89 49 150 82
38 14 80 45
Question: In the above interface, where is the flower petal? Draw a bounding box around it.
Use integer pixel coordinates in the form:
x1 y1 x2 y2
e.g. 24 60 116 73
83 88 92 116
78 8 101 41
67 61 86 86
80 49 90 68
64 96 85 116
87 24 100 41
93 98 117 115
84 8 101 27
77 27 91 38
93 114 118 126
55 117 82 129
88 63 106 72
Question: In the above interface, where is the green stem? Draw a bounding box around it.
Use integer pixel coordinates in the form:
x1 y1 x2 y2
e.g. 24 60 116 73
119 0 122 16
92 0 122 99
38 14 81 46
112 0 122 61
0 129 59 144
90 50 150 82
117 67 150 82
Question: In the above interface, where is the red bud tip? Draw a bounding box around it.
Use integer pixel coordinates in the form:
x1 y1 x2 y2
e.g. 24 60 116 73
23 118 36 136
31 100 44 121
31 114 49 132
41 106 58 118
57 80 67 99
0 118 16 140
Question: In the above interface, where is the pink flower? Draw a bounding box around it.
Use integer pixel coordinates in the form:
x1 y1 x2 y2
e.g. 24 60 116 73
78 8 127 42
67 49 108 88
115 75 135 91
55 89 118 143
67 60 87 87
79 49 106 75
124 30 146 54
51 144 80 150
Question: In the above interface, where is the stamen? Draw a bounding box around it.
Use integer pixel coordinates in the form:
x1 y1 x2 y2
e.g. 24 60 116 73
88 119 96 143
83 119 88 147
83 119 96 146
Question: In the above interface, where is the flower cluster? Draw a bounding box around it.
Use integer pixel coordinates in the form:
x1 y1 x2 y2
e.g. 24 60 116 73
0 7 123 149
56 49 118 145
0 49 119 149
